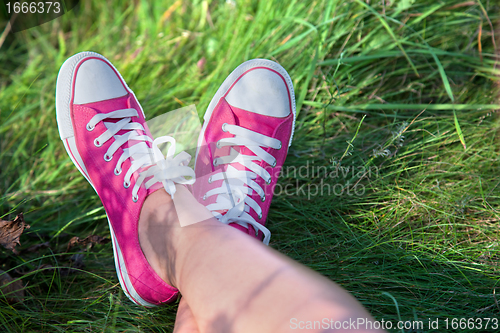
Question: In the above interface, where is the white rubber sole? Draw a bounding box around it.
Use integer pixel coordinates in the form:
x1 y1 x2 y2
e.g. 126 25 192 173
195 59 297 168
56 52 156 307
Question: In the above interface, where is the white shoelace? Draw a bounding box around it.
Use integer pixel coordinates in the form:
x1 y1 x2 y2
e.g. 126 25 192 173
203 123 282 245
86 108 195 200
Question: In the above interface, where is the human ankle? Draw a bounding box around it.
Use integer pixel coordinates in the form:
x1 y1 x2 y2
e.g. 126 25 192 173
138 189 181 287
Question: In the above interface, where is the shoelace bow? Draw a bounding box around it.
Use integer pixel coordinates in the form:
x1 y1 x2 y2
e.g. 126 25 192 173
203 123 282 245
86 108 195 200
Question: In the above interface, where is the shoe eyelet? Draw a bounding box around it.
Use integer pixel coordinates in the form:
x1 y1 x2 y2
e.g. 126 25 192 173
132 195 139 202
124 181 130 188
86 124 95 131
208 176 212 184
203 194 207 201
258 212 263 219
94 138 102 147
222 123 228 132
213 159 219 167
114 168 122 176
277 142 282 150
266 177 272 185
261 195 266 202
216 141 221 149
271 160 276 168
104 154 112 162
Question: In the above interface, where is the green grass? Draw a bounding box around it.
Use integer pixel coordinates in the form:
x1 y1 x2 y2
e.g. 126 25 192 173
1 0 500 331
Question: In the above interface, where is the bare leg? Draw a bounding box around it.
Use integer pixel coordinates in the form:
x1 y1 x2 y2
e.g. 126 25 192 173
173 298 200 333
139 187 383 333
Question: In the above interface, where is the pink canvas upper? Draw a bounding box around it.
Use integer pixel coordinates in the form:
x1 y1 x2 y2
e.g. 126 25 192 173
194 69 294 241
69 60 178 305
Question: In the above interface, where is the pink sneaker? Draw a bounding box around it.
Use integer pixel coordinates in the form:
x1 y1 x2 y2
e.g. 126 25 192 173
55 52 194 306
193 59 296 244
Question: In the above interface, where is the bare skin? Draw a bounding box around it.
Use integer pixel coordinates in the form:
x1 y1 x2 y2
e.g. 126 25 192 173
138 186 384 333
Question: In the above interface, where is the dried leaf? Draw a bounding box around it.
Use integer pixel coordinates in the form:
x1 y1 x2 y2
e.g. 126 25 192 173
0 270 24 304
0 213 30 254
66 235 110 252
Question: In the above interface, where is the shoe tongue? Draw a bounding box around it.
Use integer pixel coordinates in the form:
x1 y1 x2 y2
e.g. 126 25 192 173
82 93 146 145
226 102 278 138
77 93 131 112
80 94 161 194
219 102 272 239
224 101 283 165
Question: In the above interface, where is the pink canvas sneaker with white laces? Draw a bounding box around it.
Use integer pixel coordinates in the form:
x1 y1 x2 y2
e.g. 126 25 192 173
193 59 296 245
55 52 194 306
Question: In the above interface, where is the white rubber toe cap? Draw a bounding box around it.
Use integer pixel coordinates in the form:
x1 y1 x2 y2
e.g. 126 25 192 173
56 52 133 140
225 68 291 118
73 58 128 105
